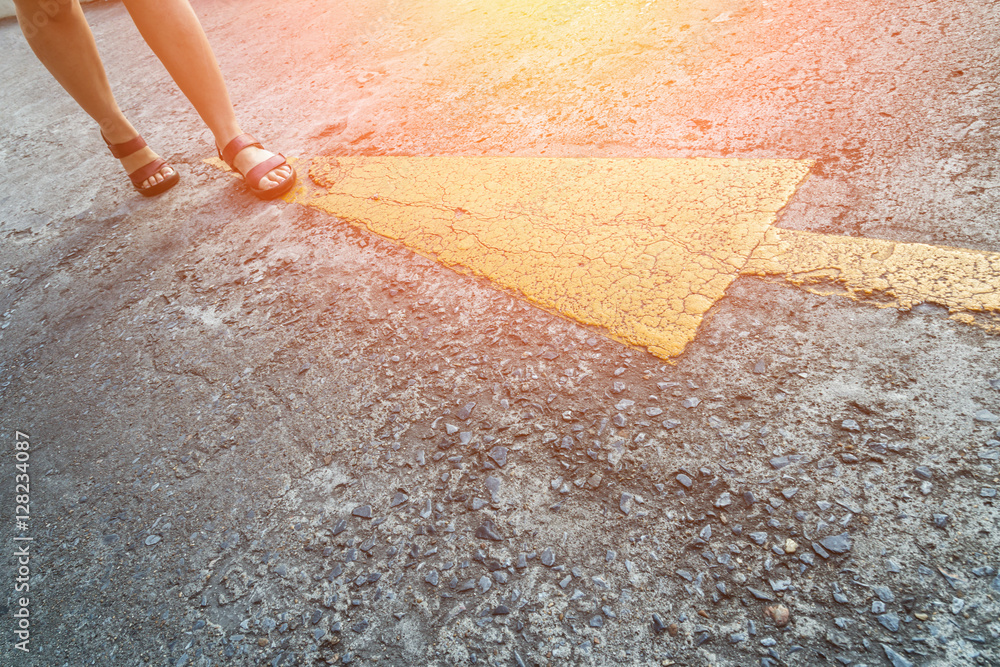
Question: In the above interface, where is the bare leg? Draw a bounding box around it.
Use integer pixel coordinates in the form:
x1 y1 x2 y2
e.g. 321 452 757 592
120 0 292 191
13 0 174 189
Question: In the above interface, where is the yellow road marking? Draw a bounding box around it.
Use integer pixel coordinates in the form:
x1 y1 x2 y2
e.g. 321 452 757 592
742 227 1000 333
295 156 812 358
207 156 1000 357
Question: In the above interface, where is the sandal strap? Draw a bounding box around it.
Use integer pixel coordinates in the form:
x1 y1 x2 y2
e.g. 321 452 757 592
103 133 148 159
128 158 168 187
245 154 289 190
220 133 263 167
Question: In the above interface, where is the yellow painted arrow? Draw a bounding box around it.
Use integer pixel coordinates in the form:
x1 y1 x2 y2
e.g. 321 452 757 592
209 156 1000 358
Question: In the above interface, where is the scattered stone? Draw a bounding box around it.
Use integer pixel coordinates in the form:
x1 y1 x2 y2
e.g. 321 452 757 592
819 533 852 554
881 644 913 667
475 521 502 541
781 487 799 500
769 455 802 470
932 514 950 529
652 613 667 634
765 604 789 627
715 492 732 508
914 466 933 480
425 570 439 586
645 407 663 417
784 539 798 554
841 420 861 432
973 409 998 423
390 492 408 507
352 505 372 519
681 397 700 409
749 532 768 546
540 548 556 567
920 481 933 495
493 605 510 615
144 535 161 546
748 587 775 602
676 473 693 488
589 616 604 628
619 493 634 515
873 586 894 603
456 402 477 421
488 446 508 467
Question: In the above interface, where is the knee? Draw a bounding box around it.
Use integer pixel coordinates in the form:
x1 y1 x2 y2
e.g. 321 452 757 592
14 0 79 25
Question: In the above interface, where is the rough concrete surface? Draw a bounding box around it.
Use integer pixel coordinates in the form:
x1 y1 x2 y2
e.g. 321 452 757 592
1 1 999 666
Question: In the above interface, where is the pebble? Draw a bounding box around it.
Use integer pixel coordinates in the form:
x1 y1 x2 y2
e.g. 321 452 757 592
676 474 693 488
877 613 899 632
764 604 789 627
748 587 775 601
652 613 667 634
914 466 933 480
749 532 768 546
645 407 663 417
920 481 933 495
589 616 604 628
932 514 950 528
770 455 802 470
819 533 852 554
841 419 861 432
715 492 732 508
973 409 998 423
145 535 161 546
615 399 635 411
425 570 439 586
874 586 894 603
681 397 700 409
981 487 997 497
488 446 507 467
475 520 502 541
352 505 372 519
620 493 634 515
456 402 477 420
390 492 408 507
882 644 913 667
540 548 556 567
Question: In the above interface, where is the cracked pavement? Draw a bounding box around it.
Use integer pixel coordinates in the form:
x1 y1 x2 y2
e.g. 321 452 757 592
1 1 1000 666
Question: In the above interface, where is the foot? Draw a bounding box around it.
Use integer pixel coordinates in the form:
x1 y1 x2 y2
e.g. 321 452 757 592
222 143 293 192
117 144 175 190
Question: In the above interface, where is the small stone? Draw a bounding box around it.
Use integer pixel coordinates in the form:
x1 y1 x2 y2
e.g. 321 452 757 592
764 604 789 627
841 419 861 432
144 535 162 546
425 570 439 586
652 613 667 634
676 474 693 488
932 513 950 529
540 548 555 567
615 399 635 411
920 481 933 495
456 402 477 421
743 491 757 506
619 493 634 515
981 487 997 497
784 539 798 554
488 446 508 467
715 492 732 508
873 585 894 603
871 600 886 614
819 533 852 554
645 406 663 417
749 532 768 546
913 466 933 480
475 521 503 541
390 492 408 507
589 616 604 628
352 505 372 519
973 409 999 423
479 576 492 593
493 605 510 615
681 397 700 409
769 455 802 470
877 613 899 632
748 587 775 601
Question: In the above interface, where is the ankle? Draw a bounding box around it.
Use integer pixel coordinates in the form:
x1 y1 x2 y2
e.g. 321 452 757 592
99 116 139 146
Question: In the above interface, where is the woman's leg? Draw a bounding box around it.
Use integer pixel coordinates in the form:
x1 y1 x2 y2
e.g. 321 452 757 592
13 0 174 189
120 0 292 191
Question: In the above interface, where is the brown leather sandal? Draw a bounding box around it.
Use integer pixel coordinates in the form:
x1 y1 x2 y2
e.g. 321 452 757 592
218 133 296 200
102 133 179 197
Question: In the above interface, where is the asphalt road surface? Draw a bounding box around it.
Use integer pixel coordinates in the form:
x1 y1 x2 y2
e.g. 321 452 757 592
1 1 999 666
